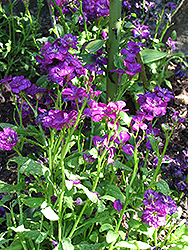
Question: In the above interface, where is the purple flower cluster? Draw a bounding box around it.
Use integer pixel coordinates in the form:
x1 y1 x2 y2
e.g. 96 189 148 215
42 109 78 130
0 127 18 151
136 1 155 12
51 0 109 25
132 23 150 40
166 37 177 50
137 86 174 117
36 34 86 86
0 75 31 95
141 189 177 228
121 41 143 76
84 100 128 122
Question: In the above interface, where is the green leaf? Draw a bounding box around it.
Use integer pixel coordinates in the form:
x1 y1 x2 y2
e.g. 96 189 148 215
140 49 167 64
0 180 15 193
113 159 132 172
136 241 151 249
119 111 131 126
155 180 171 195
105 185 125 203
115 241 137 249
75 242 107 250
76 184 98 203
61 238 74 250
35 231 49 244
89 231 98 243
128 218 142 229
22 197 45 208
65 153 84 168
124 22 135 29
171 30 177 41
41 206 59 221
8 156 50 177
99 223 113 233
106 230 119 244
85 39 105 53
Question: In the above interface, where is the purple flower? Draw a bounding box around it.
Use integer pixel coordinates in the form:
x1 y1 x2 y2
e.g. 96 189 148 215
154 86 174 102
172 111 185 124
132 24 150 40
124 62 142 76
51 195 58 203
9 76 31 94
122 144 135 155
52 240 59 248
62 86 88 101
142 189 177 227
69 179 81 185
166 37 177 50
141 201 168 228
42 109 77 130
131 112 153 131
107 147 116 165
0 127 18 151
119 131 131 144
159 193 177 214
165 3 177 10
143 189 161 206
75 197 83 205
83 153 96 163
113 199 123 212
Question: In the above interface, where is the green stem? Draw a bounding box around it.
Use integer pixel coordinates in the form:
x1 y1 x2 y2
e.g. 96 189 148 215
78 0 89 40
106 0 122 101
148 125 175 189
154 228 158 247
109 144 139 250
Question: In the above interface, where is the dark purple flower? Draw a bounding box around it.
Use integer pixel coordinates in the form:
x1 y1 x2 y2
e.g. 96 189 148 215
122 144 135 155
154 86 174 102
9 76 31 94
172 111 185 124
143 189 161 206
0 127 18 151
159 193 177 215
113 199 123 212
83 153 96 163
51 195 58 203
165 3 177 10
42 109 78 130
124 61 142 76
127 41 142 54
62 86 88 101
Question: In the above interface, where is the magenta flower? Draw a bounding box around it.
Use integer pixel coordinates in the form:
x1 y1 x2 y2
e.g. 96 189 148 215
0 127 18 151
113 199 123 212
83 100 106 122
119 131 131 144
122 144 135 155
75 197 83 205
131 112 153 131
62 86 88 101
132 24 150 40
166 37 177 50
